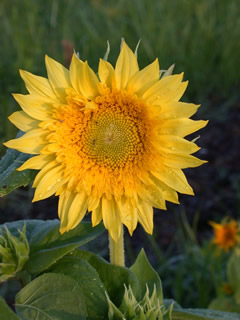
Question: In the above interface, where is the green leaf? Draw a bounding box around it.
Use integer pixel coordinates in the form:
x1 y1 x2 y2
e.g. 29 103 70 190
130 249 163 302
49 255 108 320
15 273 87 320
25 220 104 274
0 220 44 240
70 249 140 307
1 220 104 275
227 249 240 303
172 308 240 320
164 299 182 310
209 297 240 314
0 297 21 320
0 134 37 197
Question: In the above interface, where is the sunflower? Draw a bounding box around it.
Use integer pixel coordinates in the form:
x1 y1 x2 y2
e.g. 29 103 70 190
4 41 207 242
209 219 239 252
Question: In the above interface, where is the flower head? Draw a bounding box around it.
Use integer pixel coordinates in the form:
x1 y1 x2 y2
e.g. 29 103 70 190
4 41 207 241
209 219 239 252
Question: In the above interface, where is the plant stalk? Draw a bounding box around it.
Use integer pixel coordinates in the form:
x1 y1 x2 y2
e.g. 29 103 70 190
109 224 125 266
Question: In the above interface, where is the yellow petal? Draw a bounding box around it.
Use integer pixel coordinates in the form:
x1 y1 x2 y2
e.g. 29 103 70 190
115 41 139 90
17 154 54 171
58 190 75 233
40 143 60 154
45 55 71 100
88 196 100 212
98 58 115 88
78 61 100 100
117 197 138 236
69 53 84 94
161 153 207 169
55 184 66 196
156 135 200 154
33 165 64 201
209 221 221 229
158 101 200 119
136 197 153 234
141 187 167 209
102 197 121 242
13 94 52 121
142 73 184 104
158 119 208 137
171 81 188 102
59 191 88 232
151 167 194 195
19 70 57 99
149 174 179 204
32 160 59 187
9 111 40 132
92 200 103 227
4 129 48 154
127 58 159 95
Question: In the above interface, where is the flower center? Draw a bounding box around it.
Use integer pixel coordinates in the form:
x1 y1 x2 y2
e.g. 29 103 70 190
51 90 152 193
82 111 142 168
77 91 150 169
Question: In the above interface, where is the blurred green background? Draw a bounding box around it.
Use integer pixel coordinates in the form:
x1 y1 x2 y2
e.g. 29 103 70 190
0 0 240 309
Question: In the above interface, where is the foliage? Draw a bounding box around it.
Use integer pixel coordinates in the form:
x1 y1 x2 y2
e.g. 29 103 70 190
148 211 227 309
0 219 104 275
15 273 88 320
0 297 21 320
209 248 240 313
0 224 29 282
1 220 240 319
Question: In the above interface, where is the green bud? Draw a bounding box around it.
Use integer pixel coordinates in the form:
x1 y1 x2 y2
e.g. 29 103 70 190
0 224 29 282
107 284 173 320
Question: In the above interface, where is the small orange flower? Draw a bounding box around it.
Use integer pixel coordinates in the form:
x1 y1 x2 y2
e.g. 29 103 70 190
209 219 239 252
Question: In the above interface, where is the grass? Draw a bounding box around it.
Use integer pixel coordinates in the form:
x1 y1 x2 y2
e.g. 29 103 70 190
0 0 240 144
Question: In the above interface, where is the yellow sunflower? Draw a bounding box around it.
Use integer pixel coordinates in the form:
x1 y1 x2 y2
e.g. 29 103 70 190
4 41 207 242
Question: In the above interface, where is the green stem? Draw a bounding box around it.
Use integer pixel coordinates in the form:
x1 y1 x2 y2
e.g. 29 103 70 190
109 224 125 266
